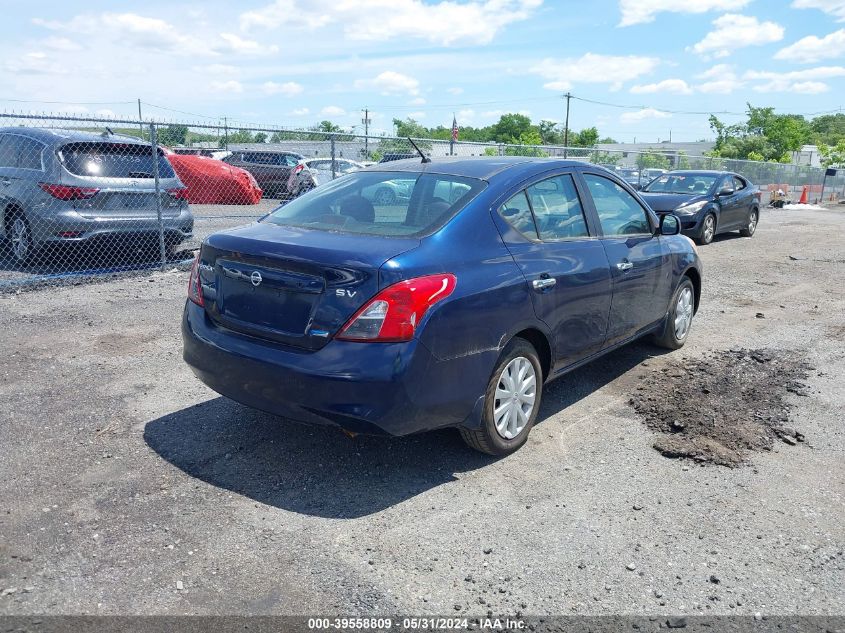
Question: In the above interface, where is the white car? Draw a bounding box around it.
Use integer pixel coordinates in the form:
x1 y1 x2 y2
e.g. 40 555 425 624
303 158 363 186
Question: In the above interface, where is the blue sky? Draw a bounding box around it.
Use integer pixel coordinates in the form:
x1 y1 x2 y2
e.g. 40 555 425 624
2 0 844 141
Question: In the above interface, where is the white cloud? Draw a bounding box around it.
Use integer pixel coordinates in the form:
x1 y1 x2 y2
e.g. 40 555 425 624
447 87 464 95
618 0 751 26
791 0 845 21
744 65 845 92
4 51 64 75
290 107 310 116
95 108 117 118
620 108 672 123
355 71 420 96
774 29 845 63
210 80 244 94
220 33 279 55
33 13 275 57
690 14 784 57
408 111 426 119
630 79 693 94
694 63 742 93
262 81 304 96
42 37 82 52
409 97 426 105
240 0 542 46
531 53 660 90
321 105 346 116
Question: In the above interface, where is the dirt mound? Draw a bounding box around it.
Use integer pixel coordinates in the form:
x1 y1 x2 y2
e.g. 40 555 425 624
629 349 812 467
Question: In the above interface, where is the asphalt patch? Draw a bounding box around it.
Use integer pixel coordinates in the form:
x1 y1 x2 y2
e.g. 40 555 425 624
629 349 812 467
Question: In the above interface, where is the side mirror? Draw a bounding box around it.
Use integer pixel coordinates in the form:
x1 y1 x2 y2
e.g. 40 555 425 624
659 213 681 236
718 186 734 197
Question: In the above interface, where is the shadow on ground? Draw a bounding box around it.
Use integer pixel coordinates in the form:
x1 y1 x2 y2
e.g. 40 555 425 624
144 340 664 518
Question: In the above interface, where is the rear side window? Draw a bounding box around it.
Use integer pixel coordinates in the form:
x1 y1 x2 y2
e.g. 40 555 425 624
526 175 589 240
0 134 45 170
499 191 538 239
265 171 486 237
584 173 652 236
733 176 746 190
59 142 175 179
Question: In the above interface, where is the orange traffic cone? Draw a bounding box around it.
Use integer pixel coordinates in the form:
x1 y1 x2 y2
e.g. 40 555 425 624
798 185 809 204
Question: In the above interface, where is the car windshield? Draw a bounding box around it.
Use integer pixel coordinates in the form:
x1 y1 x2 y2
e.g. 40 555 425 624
643 174 718 194
264 171 485 237
59 142 175 179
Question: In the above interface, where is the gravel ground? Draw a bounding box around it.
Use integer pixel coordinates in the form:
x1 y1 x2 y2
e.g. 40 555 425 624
0 206 843 617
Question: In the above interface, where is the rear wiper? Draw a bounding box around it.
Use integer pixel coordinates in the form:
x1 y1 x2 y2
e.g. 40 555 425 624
128 171 153 178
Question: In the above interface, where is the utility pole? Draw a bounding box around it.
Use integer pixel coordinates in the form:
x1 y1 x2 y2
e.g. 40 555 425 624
137 99 144 140
223 116 229 150
563 92 572 158
362 108 371 159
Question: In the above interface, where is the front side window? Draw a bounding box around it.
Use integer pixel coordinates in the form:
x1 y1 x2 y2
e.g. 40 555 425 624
584 173 652 236
525 174 589 240
265 171 485 237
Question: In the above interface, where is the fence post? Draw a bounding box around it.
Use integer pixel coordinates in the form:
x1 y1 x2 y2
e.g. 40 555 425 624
149 123 167 269
330 135 337 179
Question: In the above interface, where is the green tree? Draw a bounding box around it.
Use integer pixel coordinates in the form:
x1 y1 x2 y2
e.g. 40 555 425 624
253 132 268 143
491 114 534 143
819 140 845 167
811 113 845 146
569 127 599 147
156 124 188 146
636 152 670 170
227 129 257 143
504 129 547 157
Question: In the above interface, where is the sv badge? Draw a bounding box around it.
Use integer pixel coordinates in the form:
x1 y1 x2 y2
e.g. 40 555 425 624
335 289 357 298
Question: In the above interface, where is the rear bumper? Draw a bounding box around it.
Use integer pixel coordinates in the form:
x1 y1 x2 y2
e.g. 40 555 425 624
182 301 496 436
27 207 194 245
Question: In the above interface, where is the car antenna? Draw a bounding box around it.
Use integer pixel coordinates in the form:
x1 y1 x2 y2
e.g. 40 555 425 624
407 137 430 163
101 127 114 137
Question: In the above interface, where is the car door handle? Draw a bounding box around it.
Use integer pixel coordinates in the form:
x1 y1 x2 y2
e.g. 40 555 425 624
0 178 10 186
616 261 633 271
532 277 556 291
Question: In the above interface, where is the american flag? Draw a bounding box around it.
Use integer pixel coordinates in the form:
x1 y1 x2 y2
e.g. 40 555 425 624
451 114 459 142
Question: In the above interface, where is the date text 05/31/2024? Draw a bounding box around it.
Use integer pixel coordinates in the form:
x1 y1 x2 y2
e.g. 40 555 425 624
307 617 526 630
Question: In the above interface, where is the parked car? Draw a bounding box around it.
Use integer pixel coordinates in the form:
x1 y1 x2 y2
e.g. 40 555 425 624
302 158 363 187
618 168 641 188
638 170 760 245
378 152 418 163
183 158 701 456
0 127 194 264
164 150 262 205
221 150 315 200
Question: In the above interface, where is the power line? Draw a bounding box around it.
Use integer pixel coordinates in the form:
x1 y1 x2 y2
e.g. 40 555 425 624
0 98 136 106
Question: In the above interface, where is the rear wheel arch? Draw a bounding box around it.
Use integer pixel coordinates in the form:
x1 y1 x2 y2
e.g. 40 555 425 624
510 328 551 381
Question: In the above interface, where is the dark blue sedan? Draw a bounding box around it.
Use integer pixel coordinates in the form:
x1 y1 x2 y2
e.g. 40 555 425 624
638 170 761 245
183 158 702 455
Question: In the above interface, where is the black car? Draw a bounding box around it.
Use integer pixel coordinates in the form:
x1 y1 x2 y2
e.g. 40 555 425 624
222 150 315 200
378 152 418 163
638 170 760 245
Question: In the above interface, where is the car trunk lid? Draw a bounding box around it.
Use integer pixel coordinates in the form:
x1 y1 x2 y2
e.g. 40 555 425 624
198 222 419 350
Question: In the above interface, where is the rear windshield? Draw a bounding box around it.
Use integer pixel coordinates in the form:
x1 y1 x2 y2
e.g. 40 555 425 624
58 142 175 179
264 171 485 237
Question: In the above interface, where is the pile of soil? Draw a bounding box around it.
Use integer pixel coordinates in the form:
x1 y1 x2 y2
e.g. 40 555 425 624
629 349 812 467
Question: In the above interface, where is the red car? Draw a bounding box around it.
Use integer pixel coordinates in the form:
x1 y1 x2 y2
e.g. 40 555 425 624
164 151 262 205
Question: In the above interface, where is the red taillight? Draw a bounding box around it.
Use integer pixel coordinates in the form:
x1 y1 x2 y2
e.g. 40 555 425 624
336 274 457 342
167 187 189 200
39 183 99 200
188 254 204 307
293 164 304 174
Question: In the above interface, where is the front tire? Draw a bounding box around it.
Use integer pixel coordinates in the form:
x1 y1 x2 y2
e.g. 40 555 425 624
653 277 695 350
740 208 758 237
696 213 716 245
459 338 543 456
7 212 33 265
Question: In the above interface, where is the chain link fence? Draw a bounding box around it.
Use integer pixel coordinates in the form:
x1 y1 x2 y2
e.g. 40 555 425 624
1 111 843 289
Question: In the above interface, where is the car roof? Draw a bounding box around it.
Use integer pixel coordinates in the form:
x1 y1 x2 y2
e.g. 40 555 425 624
363 156 596 181
0 126 152 146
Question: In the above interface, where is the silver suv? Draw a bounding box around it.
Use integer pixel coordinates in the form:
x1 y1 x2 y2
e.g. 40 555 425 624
0 127 194 264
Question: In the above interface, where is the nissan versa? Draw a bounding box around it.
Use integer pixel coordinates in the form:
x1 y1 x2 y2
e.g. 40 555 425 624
182 158 702 455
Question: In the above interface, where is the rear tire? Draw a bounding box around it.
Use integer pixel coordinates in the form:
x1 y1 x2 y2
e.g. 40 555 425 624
696 213 716 245
740 208 758 237
652 277 695 350
459 338 543 456
6 211 33 265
